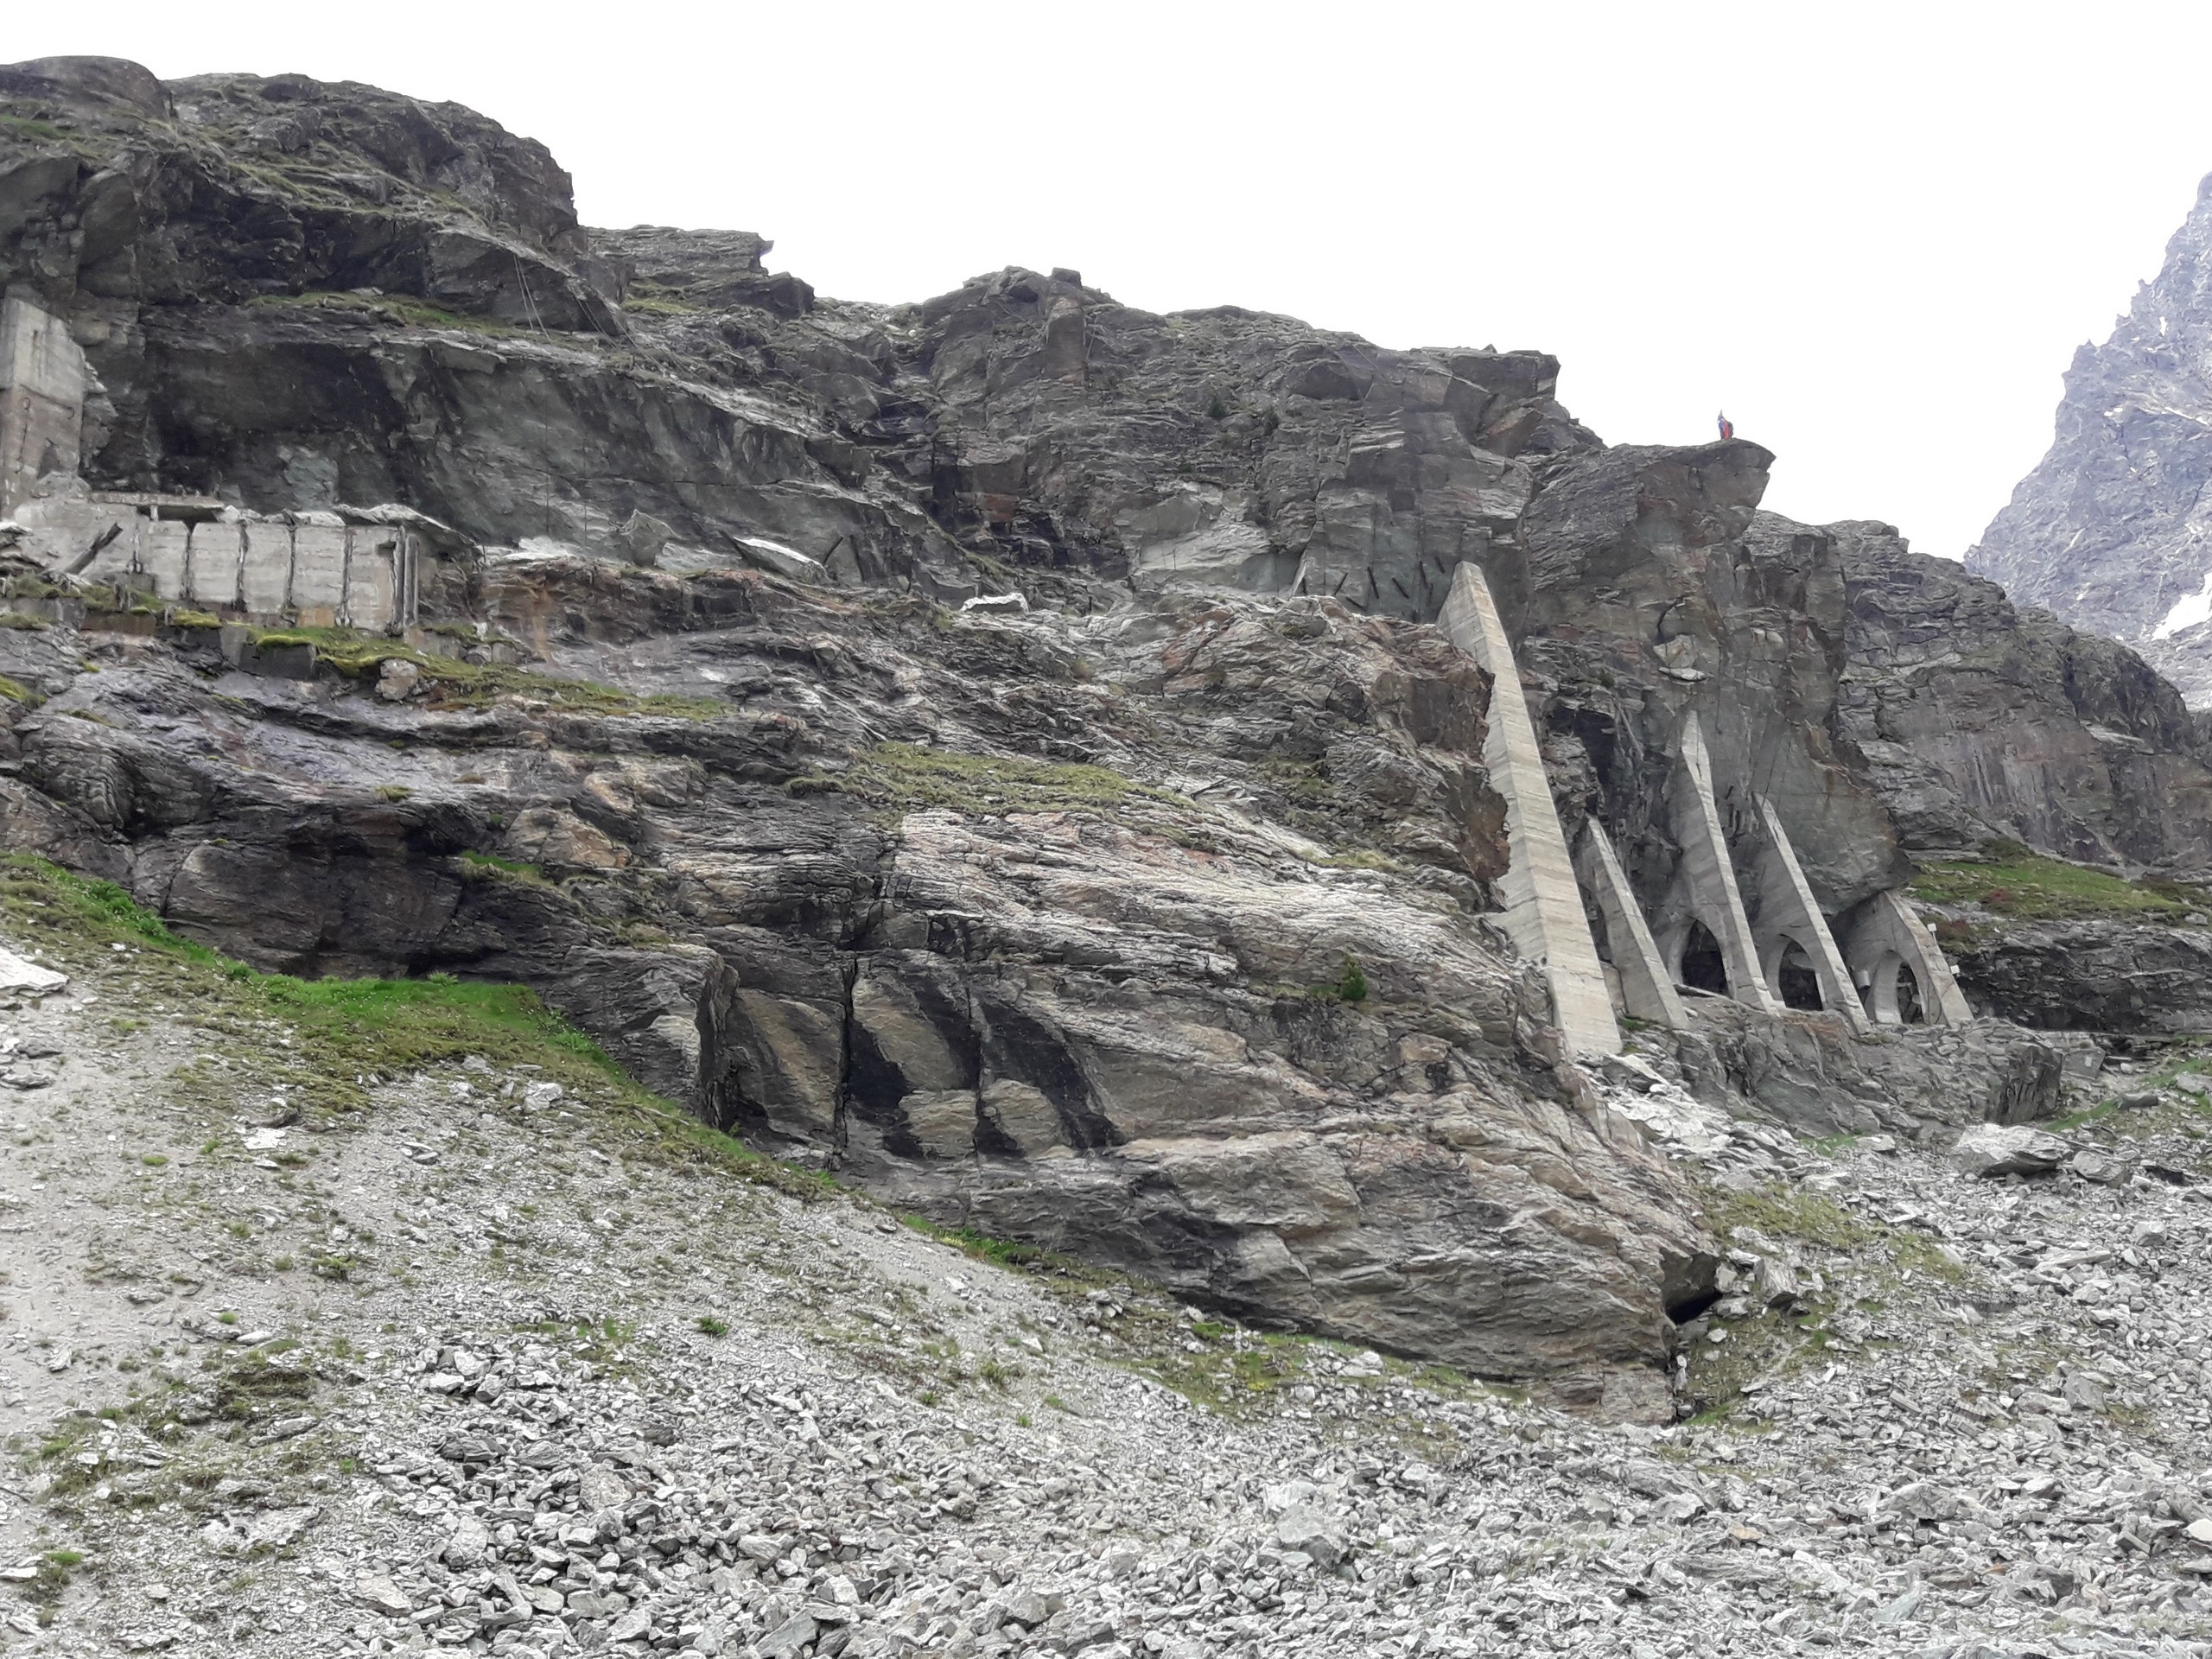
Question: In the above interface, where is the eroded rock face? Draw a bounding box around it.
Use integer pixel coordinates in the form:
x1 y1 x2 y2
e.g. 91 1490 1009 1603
0 73 1605 616
1834 520 2212 870
1942 919 2212 1034
1500 442 1905 919
0 554 1718 1408
1972 170 2212 707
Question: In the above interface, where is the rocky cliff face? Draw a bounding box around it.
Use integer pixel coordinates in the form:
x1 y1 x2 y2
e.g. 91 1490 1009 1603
0 57 2199 1411
1504 452 2212 894
1972 170 2212 709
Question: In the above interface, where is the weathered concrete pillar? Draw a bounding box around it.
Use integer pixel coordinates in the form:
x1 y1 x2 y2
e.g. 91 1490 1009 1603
0 300 87 516
1662 715 1782 1014
1839 889 1975 1027
1439 562 1619 1058
1576 819 1688 1029
1751 796 1869 1032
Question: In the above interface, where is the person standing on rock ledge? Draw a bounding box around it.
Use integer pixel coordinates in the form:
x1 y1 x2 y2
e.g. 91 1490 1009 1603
1717 410 1735 440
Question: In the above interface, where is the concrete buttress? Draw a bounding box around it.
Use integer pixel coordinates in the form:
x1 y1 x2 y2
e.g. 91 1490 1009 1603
1660 715 1782 1014
1751 796 1870 1032
1576 819 1688 1029
1438 562 1619 1058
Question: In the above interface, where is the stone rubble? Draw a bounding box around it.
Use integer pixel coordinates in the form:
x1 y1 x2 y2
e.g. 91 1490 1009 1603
1 955 2211 1658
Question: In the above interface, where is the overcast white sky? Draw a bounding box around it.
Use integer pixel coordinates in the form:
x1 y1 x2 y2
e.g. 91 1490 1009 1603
10 1 2209 559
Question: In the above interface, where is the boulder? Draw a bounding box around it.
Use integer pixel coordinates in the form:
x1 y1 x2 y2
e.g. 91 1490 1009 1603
1951 1123 2072 1178
1275 1503 1349 1567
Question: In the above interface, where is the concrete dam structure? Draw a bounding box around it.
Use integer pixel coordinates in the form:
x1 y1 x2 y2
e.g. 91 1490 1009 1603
1 299 453 632
1437 562 1972 1042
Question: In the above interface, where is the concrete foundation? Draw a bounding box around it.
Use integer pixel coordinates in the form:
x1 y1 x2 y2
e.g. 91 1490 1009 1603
1439 562 1619 1058
1751 796 1870 1033
0 299 88 516
1839 889 1974 1027
1577 819 1688 1029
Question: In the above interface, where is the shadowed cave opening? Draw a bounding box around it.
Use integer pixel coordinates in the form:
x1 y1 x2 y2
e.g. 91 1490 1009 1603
1679 920 1729 996
1777 940 1825 1012
1897 962 1926 1025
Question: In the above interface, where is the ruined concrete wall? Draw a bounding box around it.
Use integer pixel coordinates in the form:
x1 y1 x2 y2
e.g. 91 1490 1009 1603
0 299 86 515
10 495 419 630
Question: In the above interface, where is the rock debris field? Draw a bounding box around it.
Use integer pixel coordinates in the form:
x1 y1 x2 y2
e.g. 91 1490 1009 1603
9 889 2212 1659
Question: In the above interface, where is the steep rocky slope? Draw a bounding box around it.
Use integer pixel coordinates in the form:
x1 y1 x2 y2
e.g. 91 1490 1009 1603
1973 169 2212 708
7 54 2212 1433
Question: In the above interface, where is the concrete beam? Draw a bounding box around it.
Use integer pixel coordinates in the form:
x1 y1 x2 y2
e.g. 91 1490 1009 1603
1576 818 1688 1029
0 300 87 516
1751 796 1870 1032
1662 714 1781 1014
1839 889 1975 1028
1439 562 1620 1058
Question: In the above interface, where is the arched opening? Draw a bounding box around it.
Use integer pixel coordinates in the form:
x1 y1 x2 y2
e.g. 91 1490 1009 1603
1897 962 1925 1026
1858 951 1929 1027
1679 920 1729 995
1776 940 1825 1012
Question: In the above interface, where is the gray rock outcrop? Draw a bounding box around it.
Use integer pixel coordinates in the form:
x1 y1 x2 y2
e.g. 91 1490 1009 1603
1972 169 2212 707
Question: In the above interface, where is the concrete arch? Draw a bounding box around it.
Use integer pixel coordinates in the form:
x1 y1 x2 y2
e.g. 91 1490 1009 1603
1857 949 1927 1025
1674 918 1732 996
1761 931 1834 1013
1837 890 1973 1028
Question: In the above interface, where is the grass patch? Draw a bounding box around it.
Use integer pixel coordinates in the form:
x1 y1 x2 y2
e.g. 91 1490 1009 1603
694 1315 729 1338
899 1214 1070 1271
1889 1232 1969 1283
1334 954 1368 1002
1687 1178 1976 1420
1701 1185 1873 1249
0 114 70 143
1911 838 2207 925
460 850 550 885
243 625 723 720
0 855 625 1118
